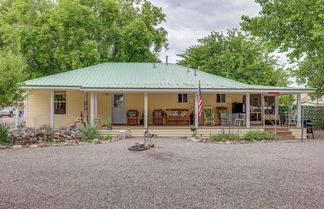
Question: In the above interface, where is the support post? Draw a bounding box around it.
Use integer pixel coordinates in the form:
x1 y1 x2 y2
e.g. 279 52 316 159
144 92 148 129
94 93 98 118
24 98 28 126
50 90 54 128
261 94 265 128
275 95 279 124
195 92 199 128
297 93 301 127
90 92 95 124
14 108 19 128
245 93 250 128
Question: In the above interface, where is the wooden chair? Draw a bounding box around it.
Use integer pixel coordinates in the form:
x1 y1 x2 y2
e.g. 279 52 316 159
152 109 165 124
127 110 139 125
203 107 215 125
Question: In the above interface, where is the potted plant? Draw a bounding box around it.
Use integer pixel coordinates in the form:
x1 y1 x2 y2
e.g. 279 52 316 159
105 119 112 130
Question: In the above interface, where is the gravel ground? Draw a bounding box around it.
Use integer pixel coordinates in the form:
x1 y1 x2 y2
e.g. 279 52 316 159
0 138 323 209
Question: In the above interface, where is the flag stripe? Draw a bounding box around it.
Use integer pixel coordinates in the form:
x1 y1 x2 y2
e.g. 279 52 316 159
198 81 203 117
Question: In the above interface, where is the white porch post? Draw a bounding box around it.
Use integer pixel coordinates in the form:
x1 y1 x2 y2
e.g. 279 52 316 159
246 93 250 128
144 92 148 129
275 95 279 125
94 93 98 118
297 93 302 127
90 92 95 124
261 94 265 127
195 92 199 128
50 90 54 128
14 108 19 128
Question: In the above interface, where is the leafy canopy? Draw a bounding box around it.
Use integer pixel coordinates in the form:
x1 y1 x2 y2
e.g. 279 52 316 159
0 50 27 105
178 29 289 87
0 0 168 77
241 0 324 97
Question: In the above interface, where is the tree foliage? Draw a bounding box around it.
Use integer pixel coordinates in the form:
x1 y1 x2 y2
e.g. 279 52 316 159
0 0 167 77
178 29 289 86
0 50 27 105
241 0 324 97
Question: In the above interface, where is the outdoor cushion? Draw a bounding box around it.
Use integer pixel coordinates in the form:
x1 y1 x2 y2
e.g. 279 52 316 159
172 111 179 116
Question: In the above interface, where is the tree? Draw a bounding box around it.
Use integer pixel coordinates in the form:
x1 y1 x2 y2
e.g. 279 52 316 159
0 0 167 77
241 0 324 97
0 50 27 105
178 29 289 87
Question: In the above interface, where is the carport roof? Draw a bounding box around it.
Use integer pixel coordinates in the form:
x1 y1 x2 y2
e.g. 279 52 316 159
22 62 314 93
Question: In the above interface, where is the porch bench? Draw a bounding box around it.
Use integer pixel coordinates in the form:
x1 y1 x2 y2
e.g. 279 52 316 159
165 109 190 125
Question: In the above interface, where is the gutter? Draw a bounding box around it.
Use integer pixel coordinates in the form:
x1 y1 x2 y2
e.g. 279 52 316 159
20 85 315 94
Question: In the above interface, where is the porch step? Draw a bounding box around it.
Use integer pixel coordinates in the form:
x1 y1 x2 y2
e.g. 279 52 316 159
265 127 289 132
276 135 295 140
265 128 296 140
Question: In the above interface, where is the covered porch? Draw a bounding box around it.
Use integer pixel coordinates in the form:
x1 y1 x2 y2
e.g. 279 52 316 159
83 90 303 129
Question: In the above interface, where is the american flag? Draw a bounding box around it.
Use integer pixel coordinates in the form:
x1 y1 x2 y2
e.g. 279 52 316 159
198 81 203 117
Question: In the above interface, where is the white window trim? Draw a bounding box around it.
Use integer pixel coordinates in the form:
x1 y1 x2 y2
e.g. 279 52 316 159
54 91 67 115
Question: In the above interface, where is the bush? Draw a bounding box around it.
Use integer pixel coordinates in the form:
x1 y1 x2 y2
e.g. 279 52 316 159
80 124 100 141
43 126 55 141
0 123 9 145
243 130 274 141
103 135 112 141
210 133 241 142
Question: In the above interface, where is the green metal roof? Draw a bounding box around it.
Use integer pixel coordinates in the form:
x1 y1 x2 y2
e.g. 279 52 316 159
23 62 313 92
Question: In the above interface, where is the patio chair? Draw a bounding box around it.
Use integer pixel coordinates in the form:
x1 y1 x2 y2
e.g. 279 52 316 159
286 110 297 126
220 113 230 126
203 107 215 125
152 109 165 124
216 107 228 125
127 110 139 125
233 113 245 126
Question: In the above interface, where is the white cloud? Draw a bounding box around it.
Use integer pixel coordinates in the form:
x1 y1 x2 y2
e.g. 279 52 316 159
151 0 260 63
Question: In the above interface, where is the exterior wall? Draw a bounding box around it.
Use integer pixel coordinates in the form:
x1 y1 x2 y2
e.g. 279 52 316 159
98 93 110 123
54 90 83 128
26 90 51 128
26 90 83 128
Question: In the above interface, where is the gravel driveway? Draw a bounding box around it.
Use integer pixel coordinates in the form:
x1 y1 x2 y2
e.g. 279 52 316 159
0 138 323 209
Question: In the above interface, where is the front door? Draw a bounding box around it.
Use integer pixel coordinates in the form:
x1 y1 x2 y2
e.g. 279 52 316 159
250 94 262 124
112 94 126 124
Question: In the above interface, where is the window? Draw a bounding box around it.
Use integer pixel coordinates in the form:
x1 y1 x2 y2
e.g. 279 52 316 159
178 93 188 103
54 91 66 114
113 94 124 108
216 94 226 103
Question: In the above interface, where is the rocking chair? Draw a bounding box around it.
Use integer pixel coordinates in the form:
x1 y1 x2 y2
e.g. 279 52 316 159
203 107 215 125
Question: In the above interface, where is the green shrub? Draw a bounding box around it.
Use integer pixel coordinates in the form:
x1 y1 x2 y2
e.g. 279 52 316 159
210 133 241 142
0 123 9 144
43 126 55 141
103 135 112 141
80 124 100 141
243 130 274 141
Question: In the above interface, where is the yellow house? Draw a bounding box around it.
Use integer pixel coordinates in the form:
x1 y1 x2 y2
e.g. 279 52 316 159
22 63 314 139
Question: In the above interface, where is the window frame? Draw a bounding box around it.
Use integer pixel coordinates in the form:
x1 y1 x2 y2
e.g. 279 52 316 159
178 93 188 103
54 91 67 115
216 94 226 103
